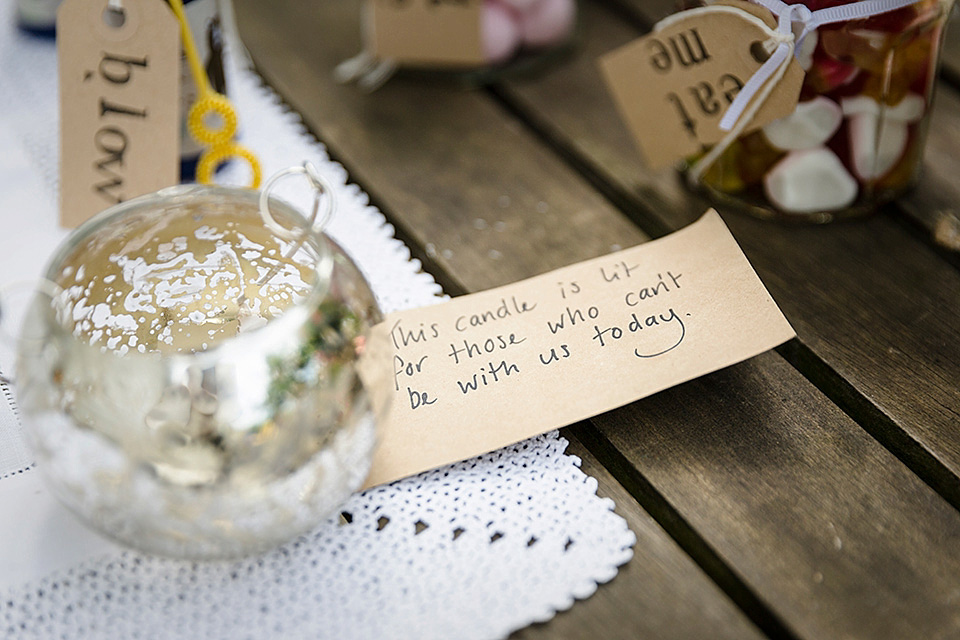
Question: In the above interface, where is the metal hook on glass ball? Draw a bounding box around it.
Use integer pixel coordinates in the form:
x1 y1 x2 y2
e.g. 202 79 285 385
247 163 337 300
258 162 337 241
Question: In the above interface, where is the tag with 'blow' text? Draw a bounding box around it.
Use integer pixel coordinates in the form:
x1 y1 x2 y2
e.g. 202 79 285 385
58 0 179 228
598 0 804 170
366 0 484 67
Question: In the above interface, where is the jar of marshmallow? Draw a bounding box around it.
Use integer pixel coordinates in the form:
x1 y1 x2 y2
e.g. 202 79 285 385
688 0 953 222
337 0 577 90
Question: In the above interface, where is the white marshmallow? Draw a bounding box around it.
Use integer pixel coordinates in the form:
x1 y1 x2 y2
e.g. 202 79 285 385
841 93 926 122
847 113 908 180
764 147 858 213
842 93 925 180
848 28 890 51
763 96 843 151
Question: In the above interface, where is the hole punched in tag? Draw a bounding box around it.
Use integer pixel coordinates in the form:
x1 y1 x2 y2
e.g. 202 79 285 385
92 0 140 41
102 0 125 29
750 40 772 63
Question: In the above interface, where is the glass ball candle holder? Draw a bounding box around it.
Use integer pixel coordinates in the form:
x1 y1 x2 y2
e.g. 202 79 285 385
14 182 387 559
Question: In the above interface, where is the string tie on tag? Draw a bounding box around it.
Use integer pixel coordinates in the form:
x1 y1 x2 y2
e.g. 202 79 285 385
719 0 923 132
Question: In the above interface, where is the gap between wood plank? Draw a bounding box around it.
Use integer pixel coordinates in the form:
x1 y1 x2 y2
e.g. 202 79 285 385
485 82 673 241
483 71 960 516
884 204 960 272
777 339 960 508
941 64 960 93
568 420 801 640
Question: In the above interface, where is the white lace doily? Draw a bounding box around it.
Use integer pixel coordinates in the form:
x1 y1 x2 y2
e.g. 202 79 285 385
0 7 635 639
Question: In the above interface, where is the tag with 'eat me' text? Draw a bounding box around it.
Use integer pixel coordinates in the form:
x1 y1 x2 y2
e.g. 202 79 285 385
58 0 179 228
365 0 485 66
598 1 804 170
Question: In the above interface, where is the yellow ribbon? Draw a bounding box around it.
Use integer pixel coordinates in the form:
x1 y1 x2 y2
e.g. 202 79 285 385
168 0 261 188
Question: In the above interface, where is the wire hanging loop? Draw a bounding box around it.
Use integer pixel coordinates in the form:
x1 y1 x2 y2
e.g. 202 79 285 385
167 0 262 188
259 162 337 241
252 163 337 295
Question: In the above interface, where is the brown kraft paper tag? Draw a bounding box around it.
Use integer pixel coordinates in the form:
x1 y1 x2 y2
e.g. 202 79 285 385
598 0 804 170
58 0 180 229
360 211 796 487
366 0 485 67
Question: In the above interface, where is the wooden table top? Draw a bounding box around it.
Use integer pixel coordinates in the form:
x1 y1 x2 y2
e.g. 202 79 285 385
232 1 960 637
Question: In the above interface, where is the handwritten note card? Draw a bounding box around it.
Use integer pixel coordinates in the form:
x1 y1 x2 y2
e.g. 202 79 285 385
363 211 795 487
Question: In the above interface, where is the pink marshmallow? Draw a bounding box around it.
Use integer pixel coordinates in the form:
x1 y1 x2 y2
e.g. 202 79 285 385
763 148 858 213
482 1 522 64
519 0 575 49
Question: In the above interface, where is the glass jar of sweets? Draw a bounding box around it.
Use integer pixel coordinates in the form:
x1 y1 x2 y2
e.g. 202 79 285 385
688 0 953 222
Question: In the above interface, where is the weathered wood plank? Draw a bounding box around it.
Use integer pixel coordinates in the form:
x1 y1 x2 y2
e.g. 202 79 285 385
514 434 765 640
236 1 960 637
489 3 960 634
232 2 767 639
592 352 960 640
499 0 960 495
